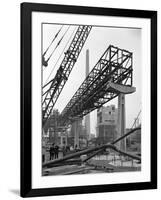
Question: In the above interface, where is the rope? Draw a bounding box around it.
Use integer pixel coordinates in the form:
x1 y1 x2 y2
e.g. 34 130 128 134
46 26 70 63
131 110 141 129
43 25 63 57
43 26 77 87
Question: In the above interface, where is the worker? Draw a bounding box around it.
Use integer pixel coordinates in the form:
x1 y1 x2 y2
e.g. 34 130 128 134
64 50 71 55
74 144 79 152
54 145 59 159
56 66 68 84
49 143 55 160
42 146 46 163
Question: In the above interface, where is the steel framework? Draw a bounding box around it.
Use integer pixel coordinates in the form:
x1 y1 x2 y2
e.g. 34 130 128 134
42 25 92 125
61 45 133 125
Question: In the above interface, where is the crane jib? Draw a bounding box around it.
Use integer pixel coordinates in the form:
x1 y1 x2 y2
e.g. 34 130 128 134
42 25 92 126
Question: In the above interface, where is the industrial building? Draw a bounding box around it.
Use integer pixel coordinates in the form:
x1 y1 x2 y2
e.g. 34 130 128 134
97 105 118 144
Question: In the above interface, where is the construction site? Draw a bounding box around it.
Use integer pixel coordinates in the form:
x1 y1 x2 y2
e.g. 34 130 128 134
42 24 141 176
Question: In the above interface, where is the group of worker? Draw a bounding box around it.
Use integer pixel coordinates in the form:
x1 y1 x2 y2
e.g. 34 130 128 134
49 143 60 160
48 142 81 161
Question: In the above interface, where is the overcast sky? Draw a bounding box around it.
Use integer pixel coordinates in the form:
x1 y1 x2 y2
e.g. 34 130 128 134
42 24 141 134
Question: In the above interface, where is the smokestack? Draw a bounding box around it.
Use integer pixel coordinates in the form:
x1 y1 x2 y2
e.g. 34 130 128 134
86 49 89 76
85 49 90 140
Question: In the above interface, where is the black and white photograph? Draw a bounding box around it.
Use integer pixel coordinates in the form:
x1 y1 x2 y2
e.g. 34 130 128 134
0 0 159 199
20 2 157 197
42 23 142 176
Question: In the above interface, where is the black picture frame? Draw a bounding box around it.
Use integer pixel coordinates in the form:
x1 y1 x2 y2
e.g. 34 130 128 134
21 2 157 198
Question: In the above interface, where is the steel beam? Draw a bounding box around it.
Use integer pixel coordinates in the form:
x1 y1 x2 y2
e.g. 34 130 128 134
61 45 133 125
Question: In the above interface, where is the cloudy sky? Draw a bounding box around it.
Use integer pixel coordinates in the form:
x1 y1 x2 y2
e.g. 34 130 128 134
42 24 141 134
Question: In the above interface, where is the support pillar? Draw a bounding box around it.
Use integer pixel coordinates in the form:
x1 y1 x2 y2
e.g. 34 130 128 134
104 82 135 151
74 120 80 148
117 93 126 151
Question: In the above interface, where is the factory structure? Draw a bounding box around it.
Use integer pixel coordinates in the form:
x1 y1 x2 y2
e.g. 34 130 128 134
41 25 142 175
43 101 141 153
96 105 118 144
43 48 140 152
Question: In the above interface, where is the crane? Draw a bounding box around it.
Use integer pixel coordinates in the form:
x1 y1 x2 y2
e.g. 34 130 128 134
42 25 92 126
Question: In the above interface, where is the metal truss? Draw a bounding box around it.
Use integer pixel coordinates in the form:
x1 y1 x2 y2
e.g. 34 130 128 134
42 25 92 125
61 45 133 125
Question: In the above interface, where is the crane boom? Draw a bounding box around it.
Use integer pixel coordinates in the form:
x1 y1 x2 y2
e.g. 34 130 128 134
42 25 92 125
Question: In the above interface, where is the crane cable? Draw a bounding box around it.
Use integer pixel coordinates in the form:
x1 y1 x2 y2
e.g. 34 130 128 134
131 109 141 129
43 25 63 57
45 26 70 64
43 26 77 87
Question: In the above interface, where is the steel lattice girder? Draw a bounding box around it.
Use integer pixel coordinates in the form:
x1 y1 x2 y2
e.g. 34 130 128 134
42 25 92 125
61 45 133 125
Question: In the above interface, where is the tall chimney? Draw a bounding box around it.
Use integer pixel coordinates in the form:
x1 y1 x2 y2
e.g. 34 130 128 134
85 49 90 140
